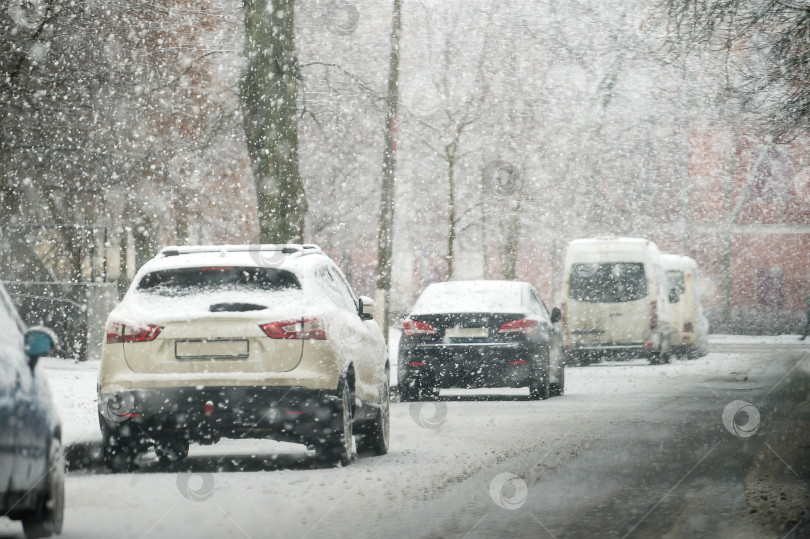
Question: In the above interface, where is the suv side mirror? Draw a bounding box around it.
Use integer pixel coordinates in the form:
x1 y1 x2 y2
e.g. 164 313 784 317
550 307 562 324
358 296 376 321
24 326 58 370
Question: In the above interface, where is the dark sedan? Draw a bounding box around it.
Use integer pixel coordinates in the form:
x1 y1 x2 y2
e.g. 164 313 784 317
0 281 63 538
397 280 562 401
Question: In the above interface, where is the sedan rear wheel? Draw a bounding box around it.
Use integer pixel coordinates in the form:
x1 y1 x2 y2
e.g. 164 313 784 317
22 437 64 538
549 364 565 397
529 350 550 400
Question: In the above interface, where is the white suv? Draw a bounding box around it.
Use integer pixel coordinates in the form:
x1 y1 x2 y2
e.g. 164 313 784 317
98 245 389 469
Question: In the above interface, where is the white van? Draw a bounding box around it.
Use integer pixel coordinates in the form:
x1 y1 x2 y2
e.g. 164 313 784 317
561 237 675 365
661 254 709 359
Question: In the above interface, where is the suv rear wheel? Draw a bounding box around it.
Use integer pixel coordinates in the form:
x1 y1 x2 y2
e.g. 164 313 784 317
101 427 141 473
155 438 190 467
356 373 390 456
316 375 353 466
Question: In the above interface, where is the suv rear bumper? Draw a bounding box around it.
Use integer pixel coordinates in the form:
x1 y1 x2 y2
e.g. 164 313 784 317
98 386 342 446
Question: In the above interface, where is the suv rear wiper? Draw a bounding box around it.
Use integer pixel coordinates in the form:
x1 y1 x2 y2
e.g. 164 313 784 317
209 303 267 313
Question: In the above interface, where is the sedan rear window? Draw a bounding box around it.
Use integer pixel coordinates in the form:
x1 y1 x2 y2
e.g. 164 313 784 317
137 267 301 296
569 262 647 303
411 281 524 314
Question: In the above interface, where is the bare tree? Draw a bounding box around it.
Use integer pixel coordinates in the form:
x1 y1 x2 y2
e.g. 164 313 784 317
376 0 402 337
662 0 810 141
241 0 307 243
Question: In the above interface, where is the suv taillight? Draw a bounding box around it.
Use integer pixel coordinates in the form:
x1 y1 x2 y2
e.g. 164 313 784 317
260 318 326 340
402 319 437 337
106 322 163 344
498 318 538 334
650 301 658 330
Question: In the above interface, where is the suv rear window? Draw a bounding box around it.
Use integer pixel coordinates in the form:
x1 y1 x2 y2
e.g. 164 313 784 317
569 263 647 303
137 267 301 296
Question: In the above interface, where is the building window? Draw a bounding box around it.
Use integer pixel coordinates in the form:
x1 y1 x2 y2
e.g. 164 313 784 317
750 147 790 202
755 268 784 309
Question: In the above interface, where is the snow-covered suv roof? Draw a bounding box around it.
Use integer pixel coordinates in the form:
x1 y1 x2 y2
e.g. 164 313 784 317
131 244 330 283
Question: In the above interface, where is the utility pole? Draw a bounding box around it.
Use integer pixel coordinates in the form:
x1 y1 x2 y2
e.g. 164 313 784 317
376 0 402 341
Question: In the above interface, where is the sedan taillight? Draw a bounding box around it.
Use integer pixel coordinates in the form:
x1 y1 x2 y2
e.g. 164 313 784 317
498 318 539 334
106 322 163 344
402 319 437 337
260 318 326 340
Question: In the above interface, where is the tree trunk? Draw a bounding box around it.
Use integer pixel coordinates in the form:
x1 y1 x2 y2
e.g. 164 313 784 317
446 153 456 280
376 0 402 338
502 207 520 281
241 0 306 244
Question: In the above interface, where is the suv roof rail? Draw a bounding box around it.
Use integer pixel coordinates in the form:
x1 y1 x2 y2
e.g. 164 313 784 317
158 244 324 258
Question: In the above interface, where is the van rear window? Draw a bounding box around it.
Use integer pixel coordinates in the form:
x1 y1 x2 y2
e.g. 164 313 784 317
569 263 647 303
667 270 685 296
137 267 301 296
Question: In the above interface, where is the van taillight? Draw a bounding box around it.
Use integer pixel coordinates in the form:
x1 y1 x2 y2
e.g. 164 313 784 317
106 322 163 344
650 301 658 330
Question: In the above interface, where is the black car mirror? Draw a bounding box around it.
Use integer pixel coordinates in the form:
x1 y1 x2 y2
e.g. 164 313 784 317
550 307 562 324
358 296 376 321
24 326 58 369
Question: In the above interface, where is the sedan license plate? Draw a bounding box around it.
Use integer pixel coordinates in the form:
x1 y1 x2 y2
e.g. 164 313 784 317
175 339 249 359
445 327 488 338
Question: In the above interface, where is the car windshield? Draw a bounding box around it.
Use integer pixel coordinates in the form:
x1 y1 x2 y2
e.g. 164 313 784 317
136 266 301 296
569 262 647 302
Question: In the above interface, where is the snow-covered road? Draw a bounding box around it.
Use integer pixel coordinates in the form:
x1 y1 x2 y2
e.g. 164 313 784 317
2 338 808 538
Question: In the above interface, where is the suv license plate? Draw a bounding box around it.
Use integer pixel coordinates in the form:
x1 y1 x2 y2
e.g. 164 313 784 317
175 339 249 359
